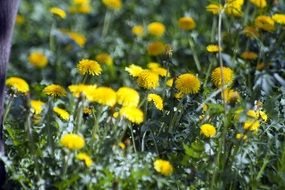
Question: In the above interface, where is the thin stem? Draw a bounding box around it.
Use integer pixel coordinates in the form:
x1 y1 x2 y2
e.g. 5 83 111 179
102 11 111 37
188 35 201 72
3 95 14 122
129 124 137 153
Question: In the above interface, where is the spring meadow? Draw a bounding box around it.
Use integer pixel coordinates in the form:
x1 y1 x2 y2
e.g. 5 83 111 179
1 0 285 189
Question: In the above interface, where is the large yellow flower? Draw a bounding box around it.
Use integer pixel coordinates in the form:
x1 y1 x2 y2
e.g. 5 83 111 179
136 70 160 89
178 17 196 31
6 77 29 94
77 59 102 76
147 41 166 56
119 107 144 124
60 133 85 150
250 0 267 8
86 87 117 107
200 124 216 138
148 94 163 110
175 73 200 94
272 14 285 25
116 87 140 107
43 84 67 97
49 7 66 19
76 152 93 167
255 15 275 32
95 53 113 66
154 159 173 176
125 64 144 77
147 22 165 37
211 67 234 87
102 0 122 10
68 84 97 98
53 107 70 121
28 52 48 68
31 100 45 115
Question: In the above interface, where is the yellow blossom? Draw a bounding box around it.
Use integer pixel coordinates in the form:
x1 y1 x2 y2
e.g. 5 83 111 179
206 3 222 15
118 142 126 150
154 159 173 176
250 0 267 8
77 59 102 76
236 133 247 140
6 77 29 94
147 63 168 77
86 87 117 107
136 70 160 89
49 7 66 19
53 107 70 121
95 53 113 66
125 64 144 77
132 25 144 37
211 67 234 87
255 15 275 32
243 120 260 131
222 89 241 103
119 107 144 124
147 22 165 37
166 78 173 87
67 32 86 47
28 52 48 68
200 124 216 138
43 84 67 97
68 84 97 98
147 41 166 56
60 133 85 150
70 0 91 14
178 17 196 30
16 15 25 25
241 51 258 60
76 152 93 167
175 73 200 94
31 100 45 115
206 44 222 53
225 0 244 17
102 0 122 10
148 94 164 110
272 14 285 25
117 87 140 107
243 26 260 38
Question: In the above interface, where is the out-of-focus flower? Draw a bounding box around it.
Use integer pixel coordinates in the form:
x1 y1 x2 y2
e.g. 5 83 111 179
70 0 92 14
66 32 86 47
250 0 267 8
148 93 163 110
76 152 93 167
31 100 45 115
225 0 244 17
241 51 258 60
117 87 140 107
147 22 165 37
154 159 173 176
86 87 117 107
200 124 216 138
50 7 66 19
132 25 144 37
28 52 48 68
102 0 122 10
68 84 97 98
125 64 144 77
53 107 70 121
95 53 113 66
272 14 285 25
6 77 29 94
119 107 144 124
222 89 241 103
206 3 222 15
147 41 166 56
60 133 85 150
243 26 260 38
43 84 67 97
255 15 275 32
178 17 196 30
16 15 25 25
206 44 222 53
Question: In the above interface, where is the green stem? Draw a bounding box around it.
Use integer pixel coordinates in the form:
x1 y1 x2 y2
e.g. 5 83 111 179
3 95 14 122
129 124 137 153
188 35 201 72
102 11 111 37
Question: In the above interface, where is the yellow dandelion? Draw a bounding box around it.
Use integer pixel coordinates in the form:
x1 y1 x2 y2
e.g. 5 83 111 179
147 62 160 69
211 67 234 87
147 63 168 77
258 111 268 122
77 59 102 76
136 70 160 89
6 77 29 94
60 133 85 150
53 107 70 121
69 0 92 14
86 87 117 107
148 94 164 110
43 84 67 97
68 84 97 98
102 0 122 10
31 100 45 115
200 124 216 138
272 14 285 25
225 0 244 17
236 133 247 140
175 73 200 94
118 142 126 150
119 107 144 124
154 159 173 176
28 52 48 68
67 32 86 47
16 15 25 25
206 3 222 15
125 64 144 77
166 78 173 87
206 44 222 53
250 0 267 8
255 15 275 32
222 89 241 103
147 41 166 56
132 25 144 37
243 26 260 38
116 87 140 107
95 53 113 66
49 7 66 19
76 152 93 167
178 17 196 31
241 51 258 60
147 22 165 37
243 120 260 131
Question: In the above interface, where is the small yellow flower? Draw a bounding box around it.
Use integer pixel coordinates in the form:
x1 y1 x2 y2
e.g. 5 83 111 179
148 94 163 110
222 89 241 103
60 133 85 150
31 100 45 115
147 63 168 77
136 70 160 89
272 14 285 25
49 7 66 19
43 84 67 97
225 0 244 17
247 109 259 119
241 51 258 60
206 44 222 53
117 87 140 107
86 87 117 107
28 52 48 68
211 67 234 88
154 159 173 176
132 25 144 37
102 0 122 10
6 77 29 94
53 107 70 121
119 107 144 124
77 59 102 76
255 15 275 32
250 0 267 8
16 15 25 25
243 26 260 38
147 41 166 56
200 124 216 138
68 84 97 98
206 3 222 15
175 73 200 94
236 133 247 140
166 78 173 87
67 32 86 47
243 120 260 131
178 17 196 31
125 64 144 77
95 53 113 66
118 142 126 150
259 111 268 122
76 152 93 167
147 22 165 37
